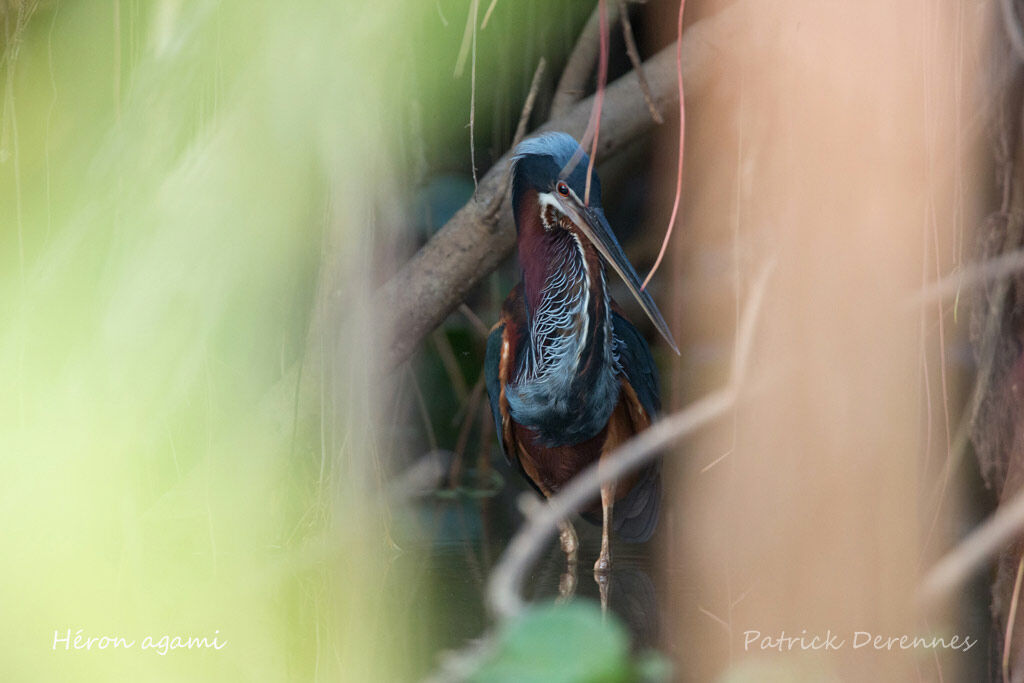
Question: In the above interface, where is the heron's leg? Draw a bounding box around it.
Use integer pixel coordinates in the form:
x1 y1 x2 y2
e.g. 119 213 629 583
556 519 579 603
558 519 579 561
595 571 610 615
594 482 615 574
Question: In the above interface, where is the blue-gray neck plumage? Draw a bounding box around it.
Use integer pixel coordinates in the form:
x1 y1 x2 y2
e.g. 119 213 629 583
505 220 621 446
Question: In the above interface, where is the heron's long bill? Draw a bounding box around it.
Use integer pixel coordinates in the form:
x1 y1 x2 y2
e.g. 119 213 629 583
557 196 680 355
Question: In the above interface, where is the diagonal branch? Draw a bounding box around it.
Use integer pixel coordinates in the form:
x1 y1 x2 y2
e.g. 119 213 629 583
909 246 1024 307
919 485 1024 611
375 1 747 371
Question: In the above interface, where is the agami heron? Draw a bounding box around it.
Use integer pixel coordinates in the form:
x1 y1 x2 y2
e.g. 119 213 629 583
485 133 677 574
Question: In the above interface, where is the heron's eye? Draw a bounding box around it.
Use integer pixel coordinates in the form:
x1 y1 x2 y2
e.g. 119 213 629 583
556 181 570 197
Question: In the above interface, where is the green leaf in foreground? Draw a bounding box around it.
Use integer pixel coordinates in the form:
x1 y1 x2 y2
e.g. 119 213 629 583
469 601 670 683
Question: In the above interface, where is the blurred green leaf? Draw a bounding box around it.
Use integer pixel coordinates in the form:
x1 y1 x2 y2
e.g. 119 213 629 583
717 658 839 683
634 651 673 683
469 602 668 683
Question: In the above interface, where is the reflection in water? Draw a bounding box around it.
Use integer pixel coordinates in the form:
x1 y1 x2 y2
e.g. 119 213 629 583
394 476 662 675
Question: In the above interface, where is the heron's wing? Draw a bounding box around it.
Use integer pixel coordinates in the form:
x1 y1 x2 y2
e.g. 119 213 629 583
484 322 508 462
609 310 662 542
612 311 661 418
485 284 528 468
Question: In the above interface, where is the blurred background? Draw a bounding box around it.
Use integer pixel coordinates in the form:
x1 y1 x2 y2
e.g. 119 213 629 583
0 0 1015 681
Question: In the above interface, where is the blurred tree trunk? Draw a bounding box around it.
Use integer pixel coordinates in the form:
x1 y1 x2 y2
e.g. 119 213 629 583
658 1 990 680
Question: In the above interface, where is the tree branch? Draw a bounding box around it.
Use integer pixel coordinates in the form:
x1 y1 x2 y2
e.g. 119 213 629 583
375 1 742 370
550 3 621 120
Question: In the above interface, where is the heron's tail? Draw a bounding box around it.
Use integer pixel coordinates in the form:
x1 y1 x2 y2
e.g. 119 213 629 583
612 462 661 543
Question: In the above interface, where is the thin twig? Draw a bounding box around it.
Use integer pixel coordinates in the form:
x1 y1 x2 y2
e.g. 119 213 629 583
910 247 1024 307
1005 554 1024 683
919 187 956 564
450 373 486 488
513 58 547 148
698 605 731 633
432 329 469 404
915 218 1024 508
486 259 775 619
476 394 494 483
729 259 774 387
453 0 478 77
618 0 663 124
407 365 439 453
583 0 609 206
459 303 491 339
423 635 500 683
699 447 731 473
641 0 686 291
919 488 1024 610
481 0 500 29
469 0 479 189
485 57 547 220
